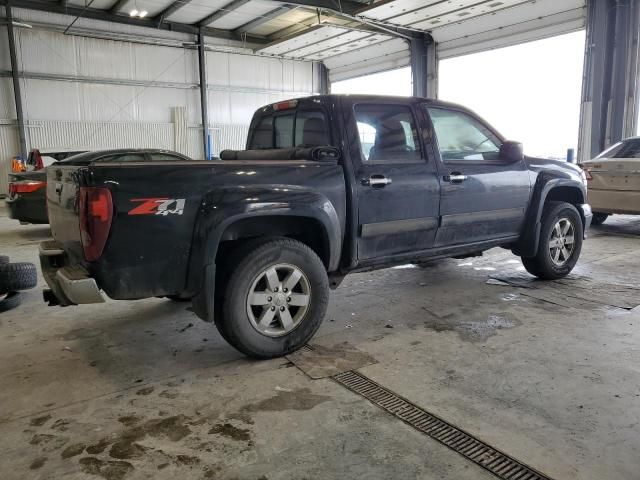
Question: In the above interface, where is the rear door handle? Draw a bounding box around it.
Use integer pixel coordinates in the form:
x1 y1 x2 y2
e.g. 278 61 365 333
362 175 392 188
444 173 468 183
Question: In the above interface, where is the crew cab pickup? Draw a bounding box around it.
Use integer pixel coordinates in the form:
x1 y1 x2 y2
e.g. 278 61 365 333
40 95 592 358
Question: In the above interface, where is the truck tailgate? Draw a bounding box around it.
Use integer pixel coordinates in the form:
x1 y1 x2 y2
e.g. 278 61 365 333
46 164 85 264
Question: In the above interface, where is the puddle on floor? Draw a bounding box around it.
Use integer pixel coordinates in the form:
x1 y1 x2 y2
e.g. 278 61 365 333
423 313 520 342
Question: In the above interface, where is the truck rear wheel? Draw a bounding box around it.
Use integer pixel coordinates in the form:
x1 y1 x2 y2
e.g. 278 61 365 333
216 237 329 359
521 201 583 280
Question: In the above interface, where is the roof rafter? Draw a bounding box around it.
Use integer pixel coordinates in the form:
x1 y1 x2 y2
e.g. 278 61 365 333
2 0 269 45
196 0 251 27
109 0 129 15
234 4 293 34
153 0 194 23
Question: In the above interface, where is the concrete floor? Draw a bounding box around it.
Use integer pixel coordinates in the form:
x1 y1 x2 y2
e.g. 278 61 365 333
1 201 640 480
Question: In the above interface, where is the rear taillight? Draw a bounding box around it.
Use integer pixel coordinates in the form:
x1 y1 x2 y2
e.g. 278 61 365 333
580 165 593 181
9 180 46 195
79 187 113 262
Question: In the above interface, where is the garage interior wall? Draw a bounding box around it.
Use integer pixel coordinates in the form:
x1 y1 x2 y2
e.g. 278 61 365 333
0 8 321 196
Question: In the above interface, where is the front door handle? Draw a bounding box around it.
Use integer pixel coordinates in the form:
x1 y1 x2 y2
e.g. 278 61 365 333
362 174 392 188
444 173 468 183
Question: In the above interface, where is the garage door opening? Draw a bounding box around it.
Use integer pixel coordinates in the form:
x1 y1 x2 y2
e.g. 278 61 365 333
440 31 587 160
331 67 412 97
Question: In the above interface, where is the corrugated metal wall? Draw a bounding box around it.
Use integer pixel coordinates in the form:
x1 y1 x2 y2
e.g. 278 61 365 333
0 9 321 195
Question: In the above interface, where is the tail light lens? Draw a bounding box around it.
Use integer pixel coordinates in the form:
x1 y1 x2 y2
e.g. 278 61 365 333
79 187 113 262
580 164 593 181
9 180 46 196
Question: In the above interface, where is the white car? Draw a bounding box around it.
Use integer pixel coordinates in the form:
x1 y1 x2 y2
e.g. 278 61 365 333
582 137 640 225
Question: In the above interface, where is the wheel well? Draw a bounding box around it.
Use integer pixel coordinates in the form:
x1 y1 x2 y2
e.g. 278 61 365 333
544 186 584 206
216 216 330 268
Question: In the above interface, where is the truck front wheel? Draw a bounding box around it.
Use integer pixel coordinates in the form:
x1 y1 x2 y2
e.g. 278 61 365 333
521 201 583 280
216 237 329 359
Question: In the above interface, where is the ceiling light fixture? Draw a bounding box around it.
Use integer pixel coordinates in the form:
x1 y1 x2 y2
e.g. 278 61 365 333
129 9 138 16
139 10 148 18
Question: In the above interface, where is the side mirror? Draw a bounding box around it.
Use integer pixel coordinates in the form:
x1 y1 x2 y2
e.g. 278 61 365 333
500 141 524 163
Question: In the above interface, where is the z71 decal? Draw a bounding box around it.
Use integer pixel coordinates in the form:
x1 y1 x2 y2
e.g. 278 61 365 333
129 198 185 216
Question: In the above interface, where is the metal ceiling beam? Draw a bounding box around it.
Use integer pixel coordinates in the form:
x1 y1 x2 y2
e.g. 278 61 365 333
262 0 419 52
197 0 251 27
234 4 293 34
109 0 129 15
278 0 365 15
154 0 193 23
1 0 269 44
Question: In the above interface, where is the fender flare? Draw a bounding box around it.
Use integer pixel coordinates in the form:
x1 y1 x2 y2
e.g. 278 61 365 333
189 186 342 322
513 174 586 257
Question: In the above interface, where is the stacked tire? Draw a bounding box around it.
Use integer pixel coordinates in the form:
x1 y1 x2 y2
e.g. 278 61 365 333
0 256 37 313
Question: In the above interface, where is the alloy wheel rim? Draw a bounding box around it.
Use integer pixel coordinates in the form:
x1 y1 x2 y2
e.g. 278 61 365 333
246 263 311 337
548 217 575 267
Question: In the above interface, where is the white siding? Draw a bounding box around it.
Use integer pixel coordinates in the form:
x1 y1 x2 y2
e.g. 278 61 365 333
0 125 19 196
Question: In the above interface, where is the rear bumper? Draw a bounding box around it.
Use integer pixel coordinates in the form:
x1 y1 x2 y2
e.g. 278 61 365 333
6 194 49 224
588 189 640 215
39 241 104 306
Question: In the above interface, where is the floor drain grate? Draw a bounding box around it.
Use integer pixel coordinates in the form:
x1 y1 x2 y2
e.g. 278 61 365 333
333 371 553 480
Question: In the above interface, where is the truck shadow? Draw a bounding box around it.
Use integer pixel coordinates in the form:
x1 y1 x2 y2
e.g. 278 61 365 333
67 299 251 387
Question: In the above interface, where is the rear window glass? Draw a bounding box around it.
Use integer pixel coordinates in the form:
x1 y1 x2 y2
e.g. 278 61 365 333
251 116 273 149
248 108 329 150
613 139 640 158
275 114 294 148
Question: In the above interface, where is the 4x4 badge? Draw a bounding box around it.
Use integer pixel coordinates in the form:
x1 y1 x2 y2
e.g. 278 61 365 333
129 198 185 216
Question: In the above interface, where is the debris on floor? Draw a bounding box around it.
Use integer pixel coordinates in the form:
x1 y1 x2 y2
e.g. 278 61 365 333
285 343 377 379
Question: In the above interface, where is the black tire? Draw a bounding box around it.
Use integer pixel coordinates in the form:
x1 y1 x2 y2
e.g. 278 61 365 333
0 256 8 265
591 212 609 225
0 292 22 313
215 237 329 359
521 201 583 280
0 262 38 294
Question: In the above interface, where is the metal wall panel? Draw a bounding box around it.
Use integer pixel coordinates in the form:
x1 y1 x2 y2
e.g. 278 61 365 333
0 78 16 120
26 120 174 151
0 26 10 70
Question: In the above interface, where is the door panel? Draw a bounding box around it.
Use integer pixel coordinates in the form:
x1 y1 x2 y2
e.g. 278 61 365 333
436 162 530 246
345 101 441 261
357 163 441 259
425 106 531 246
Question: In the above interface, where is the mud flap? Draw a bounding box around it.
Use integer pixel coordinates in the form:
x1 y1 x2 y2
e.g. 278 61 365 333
192 263 216 322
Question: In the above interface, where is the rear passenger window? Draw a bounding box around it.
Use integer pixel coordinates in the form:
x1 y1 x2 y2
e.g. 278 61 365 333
295 110 329 147
354 104 422 163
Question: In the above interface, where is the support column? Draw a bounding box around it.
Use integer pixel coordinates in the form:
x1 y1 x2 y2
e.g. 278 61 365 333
5 3 28 158
410 33 438 99
317 62 329 94
197 29 211 160
578 0 640 161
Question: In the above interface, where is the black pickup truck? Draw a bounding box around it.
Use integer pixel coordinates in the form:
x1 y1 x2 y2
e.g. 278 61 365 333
40 95 592 358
